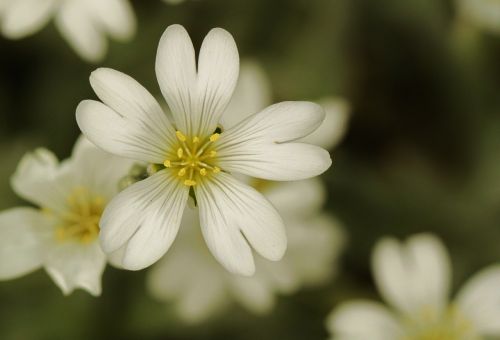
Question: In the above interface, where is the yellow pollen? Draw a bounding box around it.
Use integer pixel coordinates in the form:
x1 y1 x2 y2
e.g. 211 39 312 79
184 179 197 186
164 130 223 187
177 148 184 158
209 133 220 142
52 187 104 244
176 131 187 142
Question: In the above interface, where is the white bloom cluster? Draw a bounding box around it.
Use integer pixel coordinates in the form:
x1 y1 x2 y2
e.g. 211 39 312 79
0 137 133 295
326 234 500 340
0 0 136 62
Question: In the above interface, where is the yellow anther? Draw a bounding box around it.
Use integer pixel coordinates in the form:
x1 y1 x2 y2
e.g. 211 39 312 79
193 136 200 144
200 168 207 176
164 160 171 168
209 133 220 142
184 179 197 186
176 131 187 142
178 168 186 176
56 228 66 241
209 150 217 157
93 196 105 206
213 166 221 174
177 148 184 158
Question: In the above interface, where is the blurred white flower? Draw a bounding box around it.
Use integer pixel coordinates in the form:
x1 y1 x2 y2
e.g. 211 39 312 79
76 24 332 275
458 0 500 34
326 233 500 340
222 60 351 150
0 136 132 296
146 60 348 323
0 0 136 62
147 184 345 323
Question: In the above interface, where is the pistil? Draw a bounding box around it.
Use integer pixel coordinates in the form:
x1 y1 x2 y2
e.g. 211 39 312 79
163 130 221 187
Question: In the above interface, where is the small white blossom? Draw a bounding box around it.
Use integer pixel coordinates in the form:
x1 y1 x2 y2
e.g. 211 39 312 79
326 233 500 340
0 0 136 62
76 24 332 276
0 136 132 296
146 61 348 323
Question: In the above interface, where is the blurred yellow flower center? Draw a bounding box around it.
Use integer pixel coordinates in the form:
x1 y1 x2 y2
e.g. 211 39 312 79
46 187 105 244
163 131 221 187
401 305 477 340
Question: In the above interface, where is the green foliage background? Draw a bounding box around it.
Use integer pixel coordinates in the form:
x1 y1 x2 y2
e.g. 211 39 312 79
1 0 500 339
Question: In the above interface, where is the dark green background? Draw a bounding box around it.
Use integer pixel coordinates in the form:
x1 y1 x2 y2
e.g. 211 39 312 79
1 0 500 339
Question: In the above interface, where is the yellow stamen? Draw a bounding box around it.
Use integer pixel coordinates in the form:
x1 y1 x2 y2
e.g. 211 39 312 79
176 131 187 142
209 133 220 142
213 166 221 174
177 148 184 158
193 136 200 144
178 168 186 177
209 150 217 157
164 160 171 168
200 168 207 176
184 179 197 186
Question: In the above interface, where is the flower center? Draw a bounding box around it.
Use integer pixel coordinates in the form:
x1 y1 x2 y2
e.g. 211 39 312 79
45 187 105 244
401 305 478 340
163 130 221 187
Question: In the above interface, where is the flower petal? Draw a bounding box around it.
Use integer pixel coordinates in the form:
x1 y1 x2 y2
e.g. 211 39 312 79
299 97 350 150
86 0 136 41
285 214 346 286
0 207 50 280
194 27 239 136
156 25 239 136
326 301 403 340
455 265 500 336
10 148 69 211
221 60 272 130
45 241 106 296
372 233 451 316
230 276 275 314
220 142 331 181
76 100 168 164
99 170 188 270
155 24 197 134
217 101 331 181
1 0 56 39
195 173 286 276
88 67 176 156
67 135 134 199
263 178 326 218
55 1 107 62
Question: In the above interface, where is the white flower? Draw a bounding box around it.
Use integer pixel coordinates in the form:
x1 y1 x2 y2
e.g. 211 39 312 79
458 0 500 34
76 24 332 275
0 136 133 296
146 61 348 323
147 185 345 323
0 0 136 62
326 233 500 340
